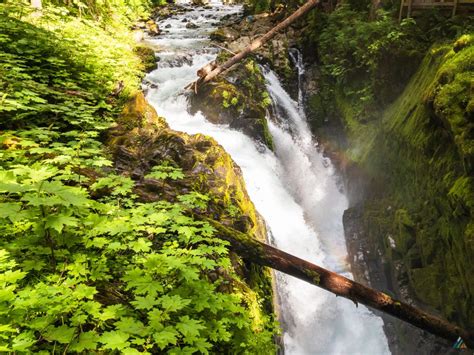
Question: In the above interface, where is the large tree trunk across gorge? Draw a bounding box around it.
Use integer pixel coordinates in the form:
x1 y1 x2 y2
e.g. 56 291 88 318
190 0 320 89
202 218 474 348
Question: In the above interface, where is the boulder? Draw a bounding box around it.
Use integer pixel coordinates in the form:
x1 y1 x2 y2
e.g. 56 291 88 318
145 19 160 36
186 22 199 29
133 45 157 72
210 28 239 42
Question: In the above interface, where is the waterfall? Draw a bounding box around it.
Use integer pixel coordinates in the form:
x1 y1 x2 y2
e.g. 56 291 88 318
288 48 305 113
144 2 390 353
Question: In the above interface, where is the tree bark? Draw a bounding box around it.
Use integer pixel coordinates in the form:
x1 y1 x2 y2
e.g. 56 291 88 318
204 218 474 348
191 0 319 88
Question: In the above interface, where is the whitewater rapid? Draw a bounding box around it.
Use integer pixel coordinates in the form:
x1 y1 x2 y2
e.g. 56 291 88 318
144 2 390 354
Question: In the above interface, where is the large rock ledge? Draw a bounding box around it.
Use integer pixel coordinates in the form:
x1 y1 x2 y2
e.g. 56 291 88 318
106 90 277 333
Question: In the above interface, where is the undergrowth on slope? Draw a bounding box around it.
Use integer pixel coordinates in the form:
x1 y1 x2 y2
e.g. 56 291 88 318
0 3 276 353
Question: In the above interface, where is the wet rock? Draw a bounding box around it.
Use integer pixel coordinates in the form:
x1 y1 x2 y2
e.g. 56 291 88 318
185 22 199 29
181 18 188 23
165 24 171 29
192 0 209 5
214 12 297 95
189 61 274 151
142 79 158 89
107 91 268 244
145 19 160 36
133 45 157 72
210 28 238 42
161 54 193 68
343 206 458 355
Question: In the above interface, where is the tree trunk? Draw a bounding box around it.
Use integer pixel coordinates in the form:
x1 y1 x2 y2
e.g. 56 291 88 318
204 218 474 348
191 0 319 88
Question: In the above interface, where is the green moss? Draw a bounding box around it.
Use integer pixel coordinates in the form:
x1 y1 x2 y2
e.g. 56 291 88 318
352 37 474 328
133 45 158 73
334 90 377 162
304 270 321 285
191 58 275 151
257 118 274 151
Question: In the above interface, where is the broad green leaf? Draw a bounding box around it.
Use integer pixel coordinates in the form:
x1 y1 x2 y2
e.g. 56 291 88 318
129 238 152 253
100 331 129 350
41 181 90 207
0 269 26 284
73 284 97 300
176 316 205 342
115 317 147 336
0 202 21 220
11 331 36 352
122 347 146 355
131 295 159 310
160 295 191 313
43 325 76 344
153 327 178 350
122 269 163 296
44 214 78 233
69 331 98 352
99 304 125 321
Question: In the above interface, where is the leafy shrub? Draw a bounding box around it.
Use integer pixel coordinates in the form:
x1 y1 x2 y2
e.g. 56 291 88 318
317 6 423 112
0 153 274 352
0 6 144 130
0 3 276 353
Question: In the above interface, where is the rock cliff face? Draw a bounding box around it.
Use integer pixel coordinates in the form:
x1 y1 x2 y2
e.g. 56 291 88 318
189 59 275 151
107 91 276 331
349 38 473 327
306 36 473 353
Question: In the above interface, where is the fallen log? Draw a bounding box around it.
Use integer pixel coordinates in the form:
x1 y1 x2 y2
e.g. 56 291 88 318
187 0 320 90
203 218 474 348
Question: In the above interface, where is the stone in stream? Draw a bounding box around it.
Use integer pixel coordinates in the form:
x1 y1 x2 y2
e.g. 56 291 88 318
210 28 238 42
186 22 199 29
145 19 160 36
165 24 171 29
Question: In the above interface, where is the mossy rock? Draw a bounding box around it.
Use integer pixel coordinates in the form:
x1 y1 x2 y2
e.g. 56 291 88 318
336 36 474 329
108 91 276 336
189 59 275 150
134 45 158 73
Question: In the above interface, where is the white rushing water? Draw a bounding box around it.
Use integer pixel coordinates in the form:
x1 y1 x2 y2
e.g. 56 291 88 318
145 2 390 354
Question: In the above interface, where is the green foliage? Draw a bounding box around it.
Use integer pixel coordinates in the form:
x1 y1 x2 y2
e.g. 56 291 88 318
0 176 275 352
0 3 277 353
303 3 473 124
6 0 153 26
0 5 144 130
222 90 239 109
145 163 185 181
316 6 423 116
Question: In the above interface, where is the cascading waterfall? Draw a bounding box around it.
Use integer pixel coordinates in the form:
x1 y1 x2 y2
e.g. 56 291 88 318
144 2 390 353
288 48 305 113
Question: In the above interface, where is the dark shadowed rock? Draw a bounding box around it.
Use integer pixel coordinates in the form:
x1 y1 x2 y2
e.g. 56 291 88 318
210 28 239 42
186 22 199 29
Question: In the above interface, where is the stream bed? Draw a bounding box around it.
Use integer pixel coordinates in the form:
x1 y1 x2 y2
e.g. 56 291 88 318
144 1 390 353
